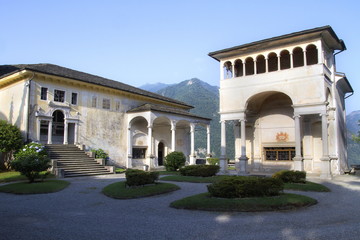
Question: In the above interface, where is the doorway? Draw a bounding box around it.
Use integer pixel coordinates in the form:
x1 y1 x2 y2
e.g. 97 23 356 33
158 142 164 166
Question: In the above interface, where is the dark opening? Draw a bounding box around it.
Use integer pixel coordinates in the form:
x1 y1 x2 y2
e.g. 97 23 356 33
158 142 164 166
245 57 254 75
268 52 278 72
293 47 304 68
306 44 318 65
280 50 291 70
256 55 266 74
234 59 243 77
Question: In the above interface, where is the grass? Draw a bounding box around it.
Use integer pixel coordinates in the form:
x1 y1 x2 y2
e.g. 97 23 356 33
160 175 228 183
102 181 180 199
115 168 126 173
0 180 70 194
170 192 317 212
284 181 331 192
154 170 180 175
0 171 55 183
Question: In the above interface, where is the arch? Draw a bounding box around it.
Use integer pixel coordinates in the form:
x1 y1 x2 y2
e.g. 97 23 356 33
292 47 304 68
223 61 233 79
280 50 291 70
256 55 266 74
245 91 294 112
245 57 254 76
267 52 278 72
234 59 243 77
52 110 65 143
153 116 171 127
306 44 318 65
129 115 149 127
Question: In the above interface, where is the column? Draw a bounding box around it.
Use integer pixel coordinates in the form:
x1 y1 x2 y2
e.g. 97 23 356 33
254 60 257 75
219 120 227 173
290 53 294 68
36 119 41 142
47 120 53 144
234 123 241 172
189 123 195 165
171 121 176 152
147 124 153 169
232 62 235 78
206 125 211 157
277 55 281 71
74 122 79 145
265 57 269 73
63 120 68 144
320 113 331 179
303 50 307 66
127 127 132 168
243 62 246 76
238 119 248 175
293 115 304 171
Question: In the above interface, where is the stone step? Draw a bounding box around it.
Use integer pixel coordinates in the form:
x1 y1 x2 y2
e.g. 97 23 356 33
64 172 113 178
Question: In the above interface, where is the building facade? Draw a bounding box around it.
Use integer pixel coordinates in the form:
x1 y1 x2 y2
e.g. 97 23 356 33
209 26 353 178
0 64 211 169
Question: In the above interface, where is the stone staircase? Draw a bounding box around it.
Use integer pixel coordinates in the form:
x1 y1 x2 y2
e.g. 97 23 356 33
46 144 113 178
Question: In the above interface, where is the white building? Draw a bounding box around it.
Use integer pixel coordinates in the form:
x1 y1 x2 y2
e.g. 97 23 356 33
0 64 211 169
209 26 353 178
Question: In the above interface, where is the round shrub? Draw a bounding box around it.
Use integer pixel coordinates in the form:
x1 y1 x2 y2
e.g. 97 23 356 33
164 151 186 171
179 165 220 177
125 169 159 187
11 143 50 183
272 170 306 183
207 176 284 198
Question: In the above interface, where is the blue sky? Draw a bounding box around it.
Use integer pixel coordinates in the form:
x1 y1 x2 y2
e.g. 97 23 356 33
1 0 360 112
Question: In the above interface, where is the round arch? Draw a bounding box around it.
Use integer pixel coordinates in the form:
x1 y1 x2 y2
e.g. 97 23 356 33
245 91 294 112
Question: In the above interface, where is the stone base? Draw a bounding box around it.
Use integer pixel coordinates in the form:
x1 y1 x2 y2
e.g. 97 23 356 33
237 156 248 175
219 157 228 174
320 157 332 179
293 156 304 171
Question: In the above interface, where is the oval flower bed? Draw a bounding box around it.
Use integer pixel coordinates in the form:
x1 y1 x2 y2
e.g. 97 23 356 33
0 180 70 194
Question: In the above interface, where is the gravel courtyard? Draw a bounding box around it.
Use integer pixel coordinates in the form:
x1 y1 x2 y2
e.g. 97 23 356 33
1 174 360 240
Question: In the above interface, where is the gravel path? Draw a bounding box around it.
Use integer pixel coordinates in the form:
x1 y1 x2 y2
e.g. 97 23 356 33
1 174 360 240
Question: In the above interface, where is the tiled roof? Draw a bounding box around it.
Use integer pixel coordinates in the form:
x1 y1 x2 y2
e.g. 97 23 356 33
0 63 192 108
127 103 211 121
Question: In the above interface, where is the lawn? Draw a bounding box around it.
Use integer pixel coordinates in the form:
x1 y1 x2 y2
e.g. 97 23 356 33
0 180 70 194
284 181 330 192
102 181 180 199
170 192 317 212
0 171 55 183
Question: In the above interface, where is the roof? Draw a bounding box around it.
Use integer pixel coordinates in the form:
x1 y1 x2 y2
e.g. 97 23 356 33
0 63 193 109
209 26 346 61
127 103 212 121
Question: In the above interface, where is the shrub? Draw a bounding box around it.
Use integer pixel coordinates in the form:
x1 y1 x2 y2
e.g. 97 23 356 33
125 169 159 187
11 143 51 183
272 170 306 183
91 148 109 159
207 176 284 198
164 152 186 171
179 165 220 177
206 158 219 165
0 120 23 170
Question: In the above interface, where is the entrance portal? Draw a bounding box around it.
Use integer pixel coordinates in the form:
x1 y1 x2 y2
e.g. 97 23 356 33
52 110 64 144
158 142 164 166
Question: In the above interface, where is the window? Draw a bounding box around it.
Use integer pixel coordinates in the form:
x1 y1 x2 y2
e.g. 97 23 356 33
132 148 146 159
91 96 97 108
115 101 121 111
40 87 48 100
54 90 65 102
306 44 318 65
264 147 295 161
280 50 291 70
234 59 243 77
71 92 78 105
293 47 304 68
267 52 278 72
256 55 266 74
102 98 110 110
245 57 254 75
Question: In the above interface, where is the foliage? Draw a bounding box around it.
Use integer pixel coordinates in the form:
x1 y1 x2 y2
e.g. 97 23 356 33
0 180 70 194
0 171 54 183
164 151 186 171
102 181 180 199
207 176 284 198
91 148 109 159
179 165 220 177
0 120 23 153
125 169 159 187
170 192 317 212
206 158 219 165
272 170 306 183
160 175 229 183
11 143 51 183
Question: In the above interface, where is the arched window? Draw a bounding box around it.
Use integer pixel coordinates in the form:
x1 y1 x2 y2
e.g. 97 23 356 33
306 44 318 65
223 61 233 79
245 57 254 75
234 59 243 77
280 50 291 70
268 52 278 72
293 47 304 68
256 55 266 74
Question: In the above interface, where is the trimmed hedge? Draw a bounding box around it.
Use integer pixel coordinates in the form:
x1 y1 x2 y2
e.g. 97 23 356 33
179 165 220 177
164 152 186 171
125 169 159 187
272 170 306 183
207 176 284 198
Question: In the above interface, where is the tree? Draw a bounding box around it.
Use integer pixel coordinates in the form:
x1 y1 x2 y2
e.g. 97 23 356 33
352 120 360 143
0 120 23 170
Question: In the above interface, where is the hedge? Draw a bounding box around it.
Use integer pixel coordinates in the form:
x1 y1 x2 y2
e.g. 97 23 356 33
125 169 159 187
179 165 220 177
272 170 306 183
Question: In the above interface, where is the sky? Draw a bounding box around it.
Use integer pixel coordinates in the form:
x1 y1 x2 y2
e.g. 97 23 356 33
1 0 360 113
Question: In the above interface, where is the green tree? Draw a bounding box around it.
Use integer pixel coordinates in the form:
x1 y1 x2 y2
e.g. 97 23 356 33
0 120 23 170
352 120 360 143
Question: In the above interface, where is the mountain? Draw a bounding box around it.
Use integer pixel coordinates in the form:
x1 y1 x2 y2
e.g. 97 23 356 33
139 82 175 92
347 110 360 165
155 78 234 159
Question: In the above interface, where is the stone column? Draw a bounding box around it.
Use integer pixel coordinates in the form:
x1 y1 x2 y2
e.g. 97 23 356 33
277 54 281 71
293 115 304 171
189 123 196 165
243 62 246 76
320 113 331 179
63 120 68 144
147 124 153 169
290 53 294 68
303 50 307 66
47 120 53 144
232 62 235 78
74 122 79 145
238 119 248 175
265 57 269 73
219 120 228 173
171 121 176 152
206 125 211 157
36 119 41 142
254 60 257 75
127 127 132 168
